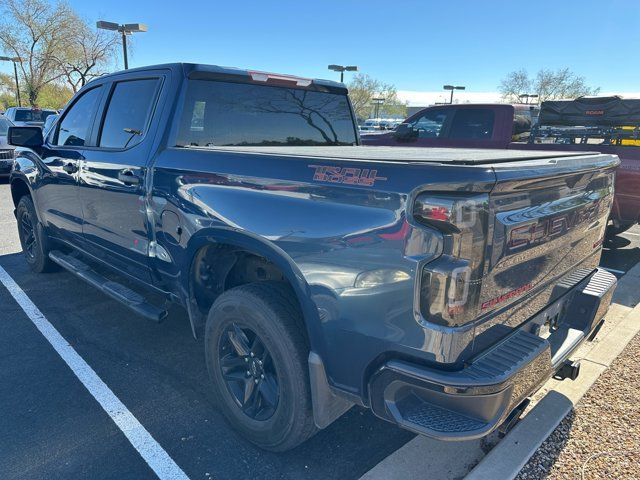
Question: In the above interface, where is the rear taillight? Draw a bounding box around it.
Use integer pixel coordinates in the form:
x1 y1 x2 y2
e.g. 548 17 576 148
413 192 489 327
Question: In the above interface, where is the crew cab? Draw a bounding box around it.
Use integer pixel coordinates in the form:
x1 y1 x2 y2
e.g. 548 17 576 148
8 63 618 451
362 100 639 234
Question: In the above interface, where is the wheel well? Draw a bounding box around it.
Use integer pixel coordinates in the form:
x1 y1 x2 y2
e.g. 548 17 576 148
11 178 30 206
189 243 309 341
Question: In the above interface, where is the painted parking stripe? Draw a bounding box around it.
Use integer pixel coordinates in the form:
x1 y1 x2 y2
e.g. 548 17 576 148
601 267 626 275
0 266 190 480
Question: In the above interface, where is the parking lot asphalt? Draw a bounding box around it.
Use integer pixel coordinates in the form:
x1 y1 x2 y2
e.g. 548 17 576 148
0 180 415 479
1 179 639 480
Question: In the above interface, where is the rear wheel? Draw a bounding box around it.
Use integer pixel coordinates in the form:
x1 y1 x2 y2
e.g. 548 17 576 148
205 282 317 451
16 196 56 273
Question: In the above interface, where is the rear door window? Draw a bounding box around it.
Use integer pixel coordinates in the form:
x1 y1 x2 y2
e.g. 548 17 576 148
448 109 495 139
14 109 56 122
99 78 160 149
53 87 103 147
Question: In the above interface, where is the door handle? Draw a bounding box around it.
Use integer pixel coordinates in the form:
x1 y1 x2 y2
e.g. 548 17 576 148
62 162 78 174
118 169 141 186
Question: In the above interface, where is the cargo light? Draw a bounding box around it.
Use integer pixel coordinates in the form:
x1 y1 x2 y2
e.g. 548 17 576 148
247 70 312 87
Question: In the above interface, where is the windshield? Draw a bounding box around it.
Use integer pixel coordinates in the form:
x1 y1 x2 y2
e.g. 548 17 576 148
14 109 56 122
0 117 10 135
177 80 357 147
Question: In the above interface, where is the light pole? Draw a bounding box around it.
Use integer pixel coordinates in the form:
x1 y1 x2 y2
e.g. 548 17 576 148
372 97 385 119
0 56 22 106
443 84 465 104
328 64 358 83
96 21 148 70
518 93 539 104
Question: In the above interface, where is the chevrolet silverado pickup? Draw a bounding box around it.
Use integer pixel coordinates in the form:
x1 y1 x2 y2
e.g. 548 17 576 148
8 63 618 451
362 99 639 235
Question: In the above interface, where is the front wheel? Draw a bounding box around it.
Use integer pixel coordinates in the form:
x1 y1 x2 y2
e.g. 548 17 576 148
205 282 317 451
16 196 56 273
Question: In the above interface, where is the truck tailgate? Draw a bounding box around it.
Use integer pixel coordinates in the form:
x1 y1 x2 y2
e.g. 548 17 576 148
472 153 619 352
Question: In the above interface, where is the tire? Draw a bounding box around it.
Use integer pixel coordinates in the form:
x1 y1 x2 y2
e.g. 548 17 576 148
204 282 317 451
16 196 56 273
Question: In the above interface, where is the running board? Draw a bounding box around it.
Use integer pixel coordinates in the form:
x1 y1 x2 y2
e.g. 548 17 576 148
49 250 168 322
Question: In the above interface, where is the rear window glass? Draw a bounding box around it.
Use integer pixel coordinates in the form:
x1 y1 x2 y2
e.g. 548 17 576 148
177 80 357 147
449 109 495 139
14 109 56 122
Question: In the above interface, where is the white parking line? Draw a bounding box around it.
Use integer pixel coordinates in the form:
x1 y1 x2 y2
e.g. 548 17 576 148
0 266 190 480
601 267 626 275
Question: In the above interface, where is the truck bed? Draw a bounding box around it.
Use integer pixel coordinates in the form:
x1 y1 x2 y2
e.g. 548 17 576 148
194 145 595 165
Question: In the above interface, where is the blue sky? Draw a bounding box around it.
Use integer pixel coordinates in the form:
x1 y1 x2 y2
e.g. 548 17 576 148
2 0 639 102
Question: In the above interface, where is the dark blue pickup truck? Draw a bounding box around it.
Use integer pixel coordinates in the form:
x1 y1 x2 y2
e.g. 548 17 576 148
7 63 619 451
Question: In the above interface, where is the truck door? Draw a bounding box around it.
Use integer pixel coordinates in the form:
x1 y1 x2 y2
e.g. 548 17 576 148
78 75 163 281
36 85 104 241
389 106 512 148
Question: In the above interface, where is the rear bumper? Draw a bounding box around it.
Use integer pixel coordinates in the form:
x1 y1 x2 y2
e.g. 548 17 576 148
368 267 616 441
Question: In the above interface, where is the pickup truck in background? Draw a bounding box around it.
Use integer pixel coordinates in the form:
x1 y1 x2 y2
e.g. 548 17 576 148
362 98 640 234
3 107 58 129
8 63 618 451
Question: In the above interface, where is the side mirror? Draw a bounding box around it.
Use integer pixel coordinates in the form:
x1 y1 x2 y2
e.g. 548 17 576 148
393 123 418 142
8 126 44 148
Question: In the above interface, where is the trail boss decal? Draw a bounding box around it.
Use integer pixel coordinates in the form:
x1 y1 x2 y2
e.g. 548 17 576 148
309 165 387 187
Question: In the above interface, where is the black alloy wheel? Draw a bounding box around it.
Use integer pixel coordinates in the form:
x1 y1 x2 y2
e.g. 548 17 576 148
218 322 279 421
19 206 37 261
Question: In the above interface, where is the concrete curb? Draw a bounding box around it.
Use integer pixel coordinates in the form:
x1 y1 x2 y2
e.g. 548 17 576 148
464 266 640 480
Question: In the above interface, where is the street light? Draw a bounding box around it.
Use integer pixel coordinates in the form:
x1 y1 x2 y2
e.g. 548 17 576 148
328 64 358 83
443 84 465 104
96 21 148 70
371 97 385 119
518 93 539 104
0 56 22 106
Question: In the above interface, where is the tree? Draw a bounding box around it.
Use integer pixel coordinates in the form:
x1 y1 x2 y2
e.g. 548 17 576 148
53 17 119 93
498 67 600 103
347 74 407 121
36 82 73 109
534 68 600 102
0 72 16 110
498 69 532 103
0 0 76 106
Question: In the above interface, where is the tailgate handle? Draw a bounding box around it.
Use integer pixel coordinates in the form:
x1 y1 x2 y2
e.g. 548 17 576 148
118 169 141 186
